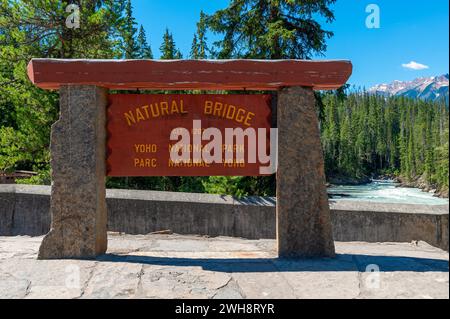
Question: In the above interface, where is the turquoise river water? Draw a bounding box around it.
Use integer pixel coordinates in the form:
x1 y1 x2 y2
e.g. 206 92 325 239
328 180 449 205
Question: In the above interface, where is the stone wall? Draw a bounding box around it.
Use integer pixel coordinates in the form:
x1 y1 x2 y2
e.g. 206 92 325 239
0 184 448 251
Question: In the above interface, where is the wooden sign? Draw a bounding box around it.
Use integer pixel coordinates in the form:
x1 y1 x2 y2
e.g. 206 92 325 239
107 94 273 176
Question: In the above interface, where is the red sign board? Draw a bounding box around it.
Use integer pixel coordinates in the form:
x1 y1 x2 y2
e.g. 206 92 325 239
107 94 273 176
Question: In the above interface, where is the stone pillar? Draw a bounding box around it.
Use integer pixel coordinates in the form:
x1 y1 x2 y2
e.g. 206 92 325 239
276 86 335 258
38 85 108 259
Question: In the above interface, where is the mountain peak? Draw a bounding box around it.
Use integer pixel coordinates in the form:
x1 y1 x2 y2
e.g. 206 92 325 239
369 74 449 102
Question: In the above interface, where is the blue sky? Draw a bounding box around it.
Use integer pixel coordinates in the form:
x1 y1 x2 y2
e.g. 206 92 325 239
132 0 449 88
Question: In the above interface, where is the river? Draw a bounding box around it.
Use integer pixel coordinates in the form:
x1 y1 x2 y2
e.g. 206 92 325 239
328 180 449 205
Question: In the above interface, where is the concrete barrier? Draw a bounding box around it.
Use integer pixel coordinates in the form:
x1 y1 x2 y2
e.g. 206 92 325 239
1 184 448 251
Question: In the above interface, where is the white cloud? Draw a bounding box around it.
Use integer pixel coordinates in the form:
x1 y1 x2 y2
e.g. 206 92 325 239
402 61 429 70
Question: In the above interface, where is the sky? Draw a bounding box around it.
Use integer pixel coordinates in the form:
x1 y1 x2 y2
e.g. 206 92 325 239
132 0 449 89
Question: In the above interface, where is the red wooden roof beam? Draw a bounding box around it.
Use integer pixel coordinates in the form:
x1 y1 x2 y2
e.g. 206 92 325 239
27 58 352 91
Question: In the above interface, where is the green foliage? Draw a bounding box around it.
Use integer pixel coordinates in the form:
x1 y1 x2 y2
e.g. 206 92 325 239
122 0 138 58
190 34 199 59
106 176 207 193
174 49 183 59
0 0 124 59
136 25 153 59
206 0 336 59
16 169 51 185
202 177 247 197
0 0 125 173
160 28 181 59
320 92 449 193
202 175 275 197
190 11 208 59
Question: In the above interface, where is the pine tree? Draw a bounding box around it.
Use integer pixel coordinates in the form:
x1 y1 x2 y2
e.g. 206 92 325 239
123 0 138 59
0 0 124 59
320 91 448 193
160 28 181 59
207 0 336 59
0 0 125 176
196 11 208 59
174 49 183 59
137 25 153 59
190 11 208 59
190 34 199 59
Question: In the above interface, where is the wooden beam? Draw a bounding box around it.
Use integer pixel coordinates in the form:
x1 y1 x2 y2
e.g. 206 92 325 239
27 59 352 91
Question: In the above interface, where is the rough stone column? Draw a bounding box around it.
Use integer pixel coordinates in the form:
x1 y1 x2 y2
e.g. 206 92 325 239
276 86 335 258
38 85 108 259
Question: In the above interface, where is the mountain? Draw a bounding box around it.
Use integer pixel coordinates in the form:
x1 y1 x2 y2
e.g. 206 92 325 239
368 74 449 103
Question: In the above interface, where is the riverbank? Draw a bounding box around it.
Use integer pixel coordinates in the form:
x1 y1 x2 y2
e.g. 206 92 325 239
397 175 449 199
327 174 372 186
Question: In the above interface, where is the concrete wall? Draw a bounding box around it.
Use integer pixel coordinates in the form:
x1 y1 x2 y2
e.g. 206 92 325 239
1 184 448 251
0 185 51 236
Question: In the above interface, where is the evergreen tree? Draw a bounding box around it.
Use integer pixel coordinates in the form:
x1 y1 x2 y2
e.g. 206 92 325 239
137 25 153 59
320 92 449 195
190 11 208 59
160 28 181 59
0 0 124 59
174 49 183 59
190 34 199 59
0 0 125 179
123 0 138 58
207 0 336 59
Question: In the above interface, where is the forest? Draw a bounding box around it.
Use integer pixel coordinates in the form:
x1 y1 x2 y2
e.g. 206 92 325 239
0 0 448 197
320 92 449 196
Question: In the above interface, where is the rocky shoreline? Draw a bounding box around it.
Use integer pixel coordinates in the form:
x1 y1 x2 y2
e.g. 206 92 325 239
327 175 372 186
396 175 449 199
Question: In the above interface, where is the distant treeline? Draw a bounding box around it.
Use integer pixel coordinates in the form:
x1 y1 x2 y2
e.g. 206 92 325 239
320 92 449 194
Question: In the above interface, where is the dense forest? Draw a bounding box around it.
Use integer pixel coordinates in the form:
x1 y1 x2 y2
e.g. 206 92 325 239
0 0 448 197
320 92 449 196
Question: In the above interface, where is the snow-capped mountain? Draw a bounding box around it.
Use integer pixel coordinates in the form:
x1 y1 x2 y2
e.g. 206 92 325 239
369 74 449 103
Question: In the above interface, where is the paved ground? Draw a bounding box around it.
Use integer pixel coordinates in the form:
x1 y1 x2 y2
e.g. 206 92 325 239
0 233 448 299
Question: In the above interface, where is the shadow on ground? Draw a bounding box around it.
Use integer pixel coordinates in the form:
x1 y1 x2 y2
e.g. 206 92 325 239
97 254 449 273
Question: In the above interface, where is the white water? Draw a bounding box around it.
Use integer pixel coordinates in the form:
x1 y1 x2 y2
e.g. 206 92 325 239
328 180 449 205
